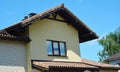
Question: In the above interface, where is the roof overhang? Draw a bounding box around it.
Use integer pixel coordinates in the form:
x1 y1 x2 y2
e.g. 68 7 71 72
81 58 120 70
32 60 120 71
32 60 99 72
2 4 98 43
0 30 30 42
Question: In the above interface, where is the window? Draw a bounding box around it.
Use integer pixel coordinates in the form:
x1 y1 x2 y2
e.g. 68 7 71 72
47 40 66 56
118 63 120 66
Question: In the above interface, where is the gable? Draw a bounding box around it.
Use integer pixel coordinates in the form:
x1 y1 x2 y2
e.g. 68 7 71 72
1 4 98 43
29 14 81 61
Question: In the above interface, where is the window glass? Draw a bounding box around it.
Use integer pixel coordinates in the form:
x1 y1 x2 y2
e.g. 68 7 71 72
60 42 65 56
47 40 66 56
118 63 120 66
53 42 59 55
47 41 53 55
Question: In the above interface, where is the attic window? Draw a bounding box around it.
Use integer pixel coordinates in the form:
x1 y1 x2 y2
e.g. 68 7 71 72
47 40 66 56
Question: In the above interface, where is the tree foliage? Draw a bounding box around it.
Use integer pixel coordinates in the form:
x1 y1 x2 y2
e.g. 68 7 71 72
98 27 120 62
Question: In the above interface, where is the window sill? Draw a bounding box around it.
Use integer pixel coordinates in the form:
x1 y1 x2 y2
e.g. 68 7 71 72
48 55 67 57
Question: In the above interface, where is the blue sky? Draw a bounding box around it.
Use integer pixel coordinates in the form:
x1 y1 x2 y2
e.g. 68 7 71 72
0 0 120 61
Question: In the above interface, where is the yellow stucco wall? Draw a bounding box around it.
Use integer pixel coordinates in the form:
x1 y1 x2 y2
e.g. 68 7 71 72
32 68 41 72
32 68 119 72
26 43 31 72
99 69 118 72
29 15 81 62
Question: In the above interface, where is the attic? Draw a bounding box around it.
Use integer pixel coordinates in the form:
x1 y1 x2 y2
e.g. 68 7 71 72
2 4 98 43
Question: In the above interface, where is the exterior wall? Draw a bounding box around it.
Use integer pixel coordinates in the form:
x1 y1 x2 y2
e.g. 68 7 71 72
0 66 25 72
32 68 41 72
26 43 32 72
32 69 118 72
29 15 81 62
0 40 27 72
99 69 118 72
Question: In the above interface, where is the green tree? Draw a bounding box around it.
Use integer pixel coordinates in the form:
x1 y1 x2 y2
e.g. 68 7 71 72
98 27 120 63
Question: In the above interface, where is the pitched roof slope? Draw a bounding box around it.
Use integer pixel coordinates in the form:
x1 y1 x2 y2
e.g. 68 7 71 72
32 59 120 71
81 58 120 69
0 30 30 42
2 4 98 43
32 60 99 71
105 52 120 61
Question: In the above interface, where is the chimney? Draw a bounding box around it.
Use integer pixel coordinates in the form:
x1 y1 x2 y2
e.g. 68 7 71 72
22 16 28 21
29 13 37 17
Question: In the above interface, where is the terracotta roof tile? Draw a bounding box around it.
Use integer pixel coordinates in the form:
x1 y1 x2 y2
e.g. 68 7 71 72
0 30 17 39
0 30 30 42
32 59 120 71
32 60 99 71
21 4 97 36
81 58 120 69
33 61 98 69
2 4 64 31
21 4 64 25
3 4 98 43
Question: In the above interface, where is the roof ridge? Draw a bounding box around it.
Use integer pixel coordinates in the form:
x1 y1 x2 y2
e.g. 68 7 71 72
21 3 65 25
2 4 65 31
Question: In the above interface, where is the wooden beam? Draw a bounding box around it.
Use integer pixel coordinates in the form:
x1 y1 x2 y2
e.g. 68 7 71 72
46 17 67 23
79 32 93 38
52 13 57 19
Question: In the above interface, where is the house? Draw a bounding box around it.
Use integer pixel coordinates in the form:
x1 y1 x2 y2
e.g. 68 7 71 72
0 4 120 72
105 52 120 66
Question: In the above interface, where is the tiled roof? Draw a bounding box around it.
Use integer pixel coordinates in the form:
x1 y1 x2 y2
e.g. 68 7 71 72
81 58 120 69
0 30 30 42
3 4 98 43
0 30 17 39
105 52 120 61
21 4 65 25
3 4 68 30
33 60 98 68
32 60 98 71
32 59 120 71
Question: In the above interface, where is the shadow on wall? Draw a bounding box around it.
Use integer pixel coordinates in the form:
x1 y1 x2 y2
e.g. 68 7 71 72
49 50 81 62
